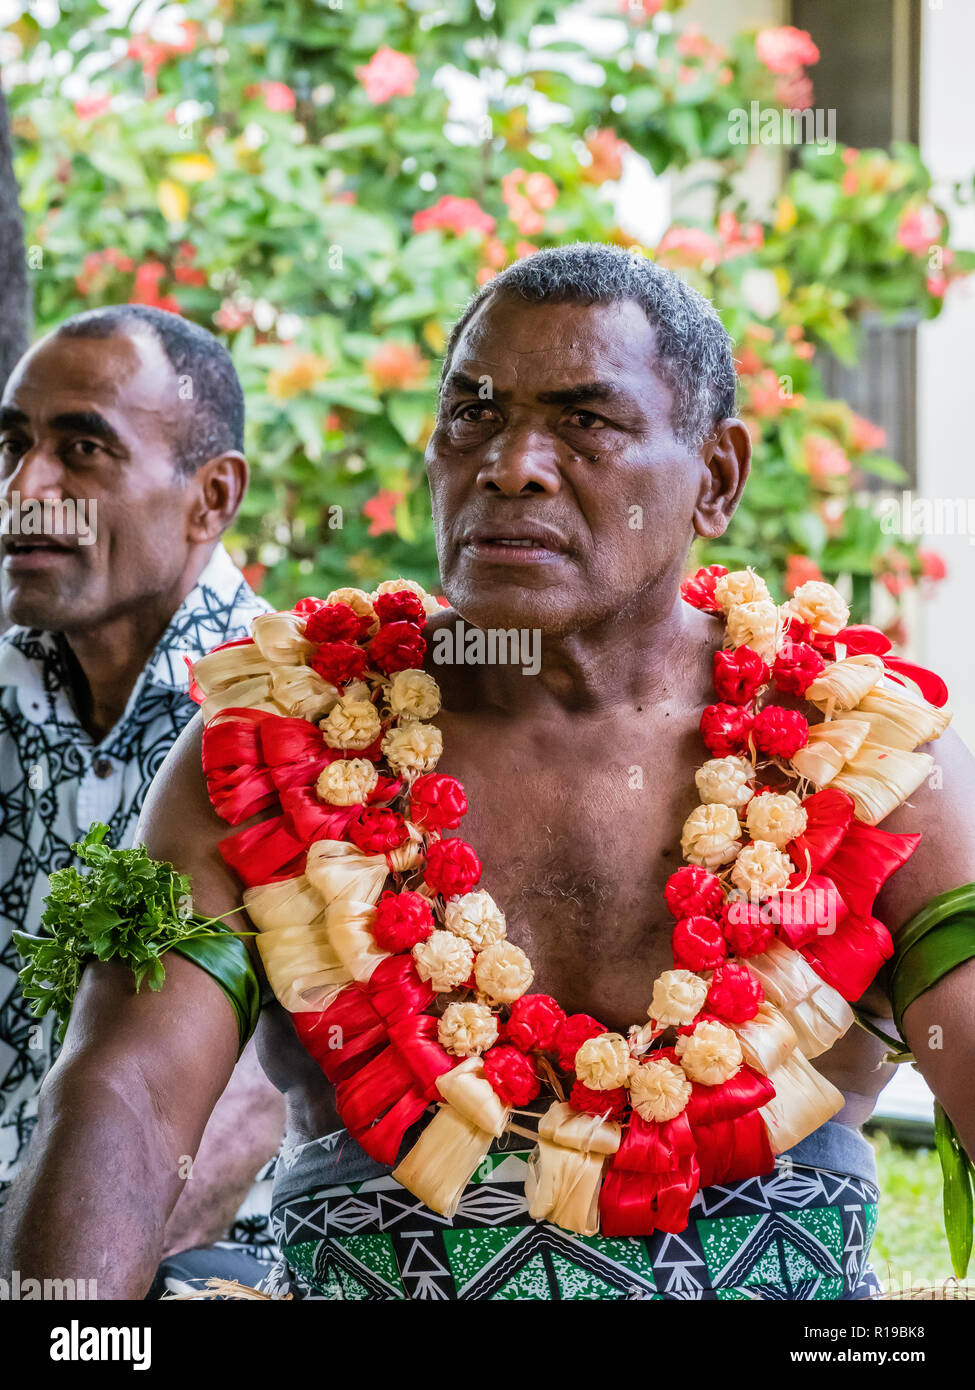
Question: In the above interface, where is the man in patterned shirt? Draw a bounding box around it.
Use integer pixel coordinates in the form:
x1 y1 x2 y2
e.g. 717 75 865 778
0 305 284 1272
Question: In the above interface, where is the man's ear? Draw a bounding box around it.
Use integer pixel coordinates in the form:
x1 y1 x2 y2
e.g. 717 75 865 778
692 418 751 540
186 452 249 543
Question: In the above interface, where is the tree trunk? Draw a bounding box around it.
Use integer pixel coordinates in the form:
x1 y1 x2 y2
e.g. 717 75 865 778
0 79 31 392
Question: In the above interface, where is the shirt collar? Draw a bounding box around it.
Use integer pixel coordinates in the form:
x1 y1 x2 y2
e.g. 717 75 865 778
0 544 269 709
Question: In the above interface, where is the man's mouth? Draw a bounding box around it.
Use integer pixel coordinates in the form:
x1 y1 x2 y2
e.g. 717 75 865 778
1 537 77 571
462 524 570 565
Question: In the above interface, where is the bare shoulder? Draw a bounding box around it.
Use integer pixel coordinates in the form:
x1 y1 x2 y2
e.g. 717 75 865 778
874 726 975 934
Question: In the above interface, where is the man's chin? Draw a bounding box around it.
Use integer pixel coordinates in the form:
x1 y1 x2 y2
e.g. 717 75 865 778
444 577 591 638
1 578 88 632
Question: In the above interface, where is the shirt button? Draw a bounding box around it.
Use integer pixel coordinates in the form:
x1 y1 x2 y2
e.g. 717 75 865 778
92 757 113 779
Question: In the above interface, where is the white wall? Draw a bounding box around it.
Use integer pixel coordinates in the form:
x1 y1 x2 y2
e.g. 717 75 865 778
917 0 975 749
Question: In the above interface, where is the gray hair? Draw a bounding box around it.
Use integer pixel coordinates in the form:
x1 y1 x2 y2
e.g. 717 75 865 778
441 241 737 448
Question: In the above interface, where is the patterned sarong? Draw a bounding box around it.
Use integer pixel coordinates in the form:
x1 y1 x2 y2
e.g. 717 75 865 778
259 1125 881 1301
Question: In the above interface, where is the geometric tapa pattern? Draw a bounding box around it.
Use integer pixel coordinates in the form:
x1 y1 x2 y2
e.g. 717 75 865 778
261 1150 881 1301
0 544 267 1202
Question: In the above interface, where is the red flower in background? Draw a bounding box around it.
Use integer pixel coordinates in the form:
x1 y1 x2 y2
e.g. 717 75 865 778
413 195 495 237
362 490 404 538
784 554 823 595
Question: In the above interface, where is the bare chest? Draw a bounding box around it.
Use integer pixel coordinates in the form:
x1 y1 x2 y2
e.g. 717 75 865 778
434 705 704 1029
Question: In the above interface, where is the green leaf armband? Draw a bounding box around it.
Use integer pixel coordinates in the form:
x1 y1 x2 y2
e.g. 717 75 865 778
14 822 260 1055
170 933 260 1054
889 883 975 1037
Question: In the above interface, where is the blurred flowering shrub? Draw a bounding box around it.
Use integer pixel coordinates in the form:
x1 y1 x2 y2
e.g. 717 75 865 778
5 0 970 618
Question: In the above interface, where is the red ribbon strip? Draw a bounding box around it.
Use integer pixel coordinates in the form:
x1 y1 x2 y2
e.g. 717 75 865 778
292 957 447 1164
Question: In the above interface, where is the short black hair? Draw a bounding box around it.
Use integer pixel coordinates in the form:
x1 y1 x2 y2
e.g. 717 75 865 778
56 304 244 472
441 242 737 448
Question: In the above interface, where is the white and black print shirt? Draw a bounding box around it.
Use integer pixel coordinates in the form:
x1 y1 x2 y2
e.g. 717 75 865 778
0 544 269 1196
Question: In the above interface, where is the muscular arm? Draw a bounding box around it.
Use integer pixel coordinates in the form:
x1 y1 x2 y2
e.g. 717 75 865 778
874 727 975 1158
0 715 264 1297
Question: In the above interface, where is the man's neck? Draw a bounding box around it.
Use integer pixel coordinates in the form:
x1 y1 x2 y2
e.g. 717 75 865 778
472 582 719 717
62 552 212 741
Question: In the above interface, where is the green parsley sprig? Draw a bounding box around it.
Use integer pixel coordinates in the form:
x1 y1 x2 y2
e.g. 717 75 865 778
14 823 250 1041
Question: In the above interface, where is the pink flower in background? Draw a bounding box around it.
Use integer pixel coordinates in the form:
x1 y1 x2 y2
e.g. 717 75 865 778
619 0 663 18
880 550 913 597
785 554 823 595
804 435 852 485
356 47 418 104
717 211 764 258
755 26 819 75
413 195 495 237
849 413 886 453
74 94 112 120
656 225 722 267
363 490 404 537
214 300 250 332
246 81 296 112
515 240 538 260
918 549 947 582
502 170 557 237
897 204 942 256
774 72 814 110
676 25 724 62
582 128 628 185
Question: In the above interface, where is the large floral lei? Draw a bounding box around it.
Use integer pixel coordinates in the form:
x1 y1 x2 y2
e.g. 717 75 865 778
192 568 950 1238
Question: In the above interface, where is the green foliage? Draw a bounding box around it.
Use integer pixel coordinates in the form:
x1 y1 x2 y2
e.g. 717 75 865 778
5 0 970 615
870 1131 963 1289
13 823 247 1039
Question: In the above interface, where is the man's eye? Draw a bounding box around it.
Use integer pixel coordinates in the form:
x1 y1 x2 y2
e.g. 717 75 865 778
66 439 103 459
566 409 605 430
456 404 495 423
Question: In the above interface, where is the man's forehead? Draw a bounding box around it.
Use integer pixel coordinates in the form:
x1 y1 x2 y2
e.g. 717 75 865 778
4 328 174 419
447 294 664 396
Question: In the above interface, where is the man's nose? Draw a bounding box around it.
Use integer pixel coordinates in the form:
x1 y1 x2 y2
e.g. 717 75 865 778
2 445 65 502
476 422 562 497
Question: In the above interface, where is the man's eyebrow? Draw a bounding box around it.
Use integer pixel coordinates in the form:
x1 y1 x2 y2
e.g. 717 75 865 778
48 411 125 449
0 406 29 431
442 373 640 411
442 370 494 397
535 380 636 408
